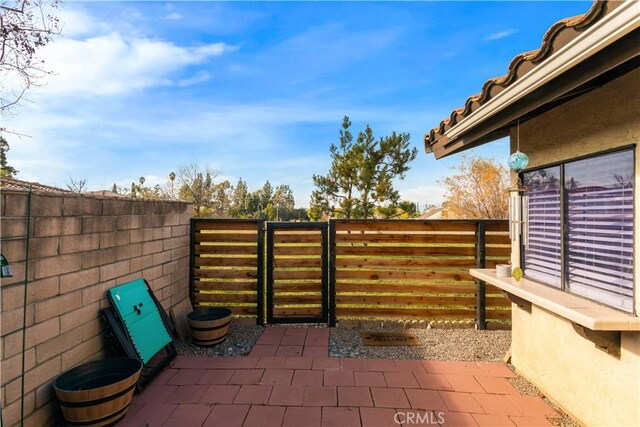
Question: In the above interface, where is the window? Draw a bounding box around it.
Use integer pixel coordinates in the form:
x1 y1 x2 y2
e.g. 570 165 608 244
522 149 634 312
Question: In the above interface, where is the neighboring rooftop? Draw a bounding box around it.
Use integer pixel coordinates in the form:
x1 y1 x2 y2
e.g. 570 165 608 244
424 0 639 158
0 177 74 194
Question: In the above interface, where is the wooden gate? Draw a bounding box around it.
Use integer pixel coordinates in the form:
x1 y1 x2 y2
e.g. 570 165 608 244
265 222 329 324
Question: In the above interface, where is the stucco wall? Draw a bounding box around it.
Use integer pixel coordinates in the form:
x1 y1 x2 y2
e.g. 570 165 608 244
0 192 191 426
509 68 640 426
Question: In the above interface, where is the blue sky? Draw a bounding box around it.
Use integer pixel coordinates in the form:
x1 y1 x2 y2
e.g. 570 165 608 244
4 1 591 208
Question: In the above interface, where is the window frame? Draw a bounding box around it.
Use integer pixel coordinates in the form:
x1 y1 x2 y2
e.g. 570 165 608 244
519 145 636 314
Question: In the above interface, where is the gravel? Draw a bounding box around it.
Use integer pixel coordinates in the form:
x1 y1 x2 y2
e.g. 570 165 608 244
175 324 263 357
330 327 511 361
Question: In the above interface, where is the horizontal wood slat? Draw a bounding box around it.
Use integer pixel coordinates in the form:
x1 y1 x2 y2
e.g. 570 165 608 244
335 221 479 232
273 270 323 280
273 246 323 256
273 283 323 292
274 258 323 268
195 257 258 267
273 307 323 317
194 221 260 231
194 293 257 303
335 270 474 281
194 282 257 291
195 233 257 243
336 283 478 294
335 307 476 319
273 295 323 304
337 233 476 244
336 258 476 269
336 246 477 256
196 245 258 255
274 233 323 243
195 269 258 280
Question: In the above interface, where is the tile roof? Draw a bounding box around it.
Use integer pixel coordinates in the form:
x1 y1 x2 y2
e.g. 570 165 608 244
0 177 74 194
424 0 610 153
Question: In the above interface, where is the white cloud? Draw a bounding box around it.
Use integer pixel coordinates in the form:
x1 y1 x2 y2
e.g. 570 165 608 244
39 33 234 96
399 184 446 206
166 12 182 20
484 29 518 41
178 71 211 87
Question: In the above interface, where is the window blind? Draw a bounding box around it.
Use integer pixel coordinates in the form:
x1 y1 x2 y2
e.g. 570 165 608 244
523 167 562 288
565 150 634 312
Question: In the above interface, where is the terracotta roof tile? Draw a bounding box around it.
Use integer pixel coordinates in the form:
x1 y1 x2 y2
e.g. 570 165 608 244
0 177 73 194
424 0 608 152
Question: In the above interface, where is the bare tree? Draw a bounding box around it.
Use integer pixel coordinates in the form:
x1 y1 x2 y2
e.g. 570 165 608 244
1 0 60 112
440 154 509 219
66 177 86 193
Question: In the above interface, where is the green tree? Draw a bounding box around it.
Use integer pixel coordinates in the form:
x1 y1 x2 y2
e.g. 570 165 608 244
229 178 249 218
311 116 417 219
0 136 18 177
211 179 233 217
177 164 218 216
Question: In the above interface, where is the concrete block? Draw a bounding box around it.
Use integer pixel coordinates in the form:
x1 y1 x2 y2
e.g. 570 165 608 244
30 237 59 259
34 217 82 237
1 218 27 237
2 389 35 425
62 196 102 216
82 216 116 233
31 195 62 217
34 253 82 279
1 284 25 311
142 240 162 255
99 230 130 249
81 248 117 269
25 318 60 349
129 255 153 273
101 200 134 216
60 335 103 371
27 276 60 304
130 228 153 243
1 348 35 385
23 355 61 393
35 291 82 323
59 267 100 294
3 192 29 217
153 227 172 240
59 233 99 254
115 242 143 261
99 259 130 282
36 327 83 364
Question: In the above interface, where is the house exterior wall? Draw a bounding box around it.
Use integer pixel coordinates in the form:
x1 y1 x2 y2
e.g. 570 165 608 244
509 69 640 426
0 192 191 426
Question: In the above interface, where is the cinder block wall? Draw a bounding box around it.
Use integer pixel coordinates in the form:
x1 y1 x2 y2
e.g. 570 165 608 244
0 191 191 426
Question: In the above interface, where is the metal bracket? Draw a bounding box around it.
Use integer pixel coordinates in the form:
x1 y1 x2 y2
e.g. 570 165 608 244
572 323 621 357
503 292 532 313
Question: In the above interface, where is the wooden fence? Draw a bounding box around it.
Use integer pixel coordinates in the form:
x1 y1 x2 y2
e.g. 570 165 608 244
190 219 511 327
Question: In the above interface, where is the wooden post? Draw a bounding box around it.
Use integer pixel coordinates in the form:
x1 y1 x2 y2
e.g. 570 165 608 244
256 221 265 325
189 218 196 309
476 221 487 330
328 219 337 327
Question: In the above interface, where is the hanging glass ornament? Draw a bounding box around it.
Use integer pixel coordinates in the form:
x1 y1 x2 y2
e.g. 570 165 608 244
508 150 529 172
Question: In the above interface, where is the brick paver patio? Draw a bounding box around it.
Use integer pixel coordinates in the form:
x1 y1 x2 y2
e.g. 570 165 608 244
121 327 559 426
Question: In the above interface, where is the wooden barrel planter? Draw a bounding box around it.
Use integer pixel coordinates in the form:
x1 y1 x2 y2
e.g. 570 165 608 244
54 357 142 427
187 307 232 347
